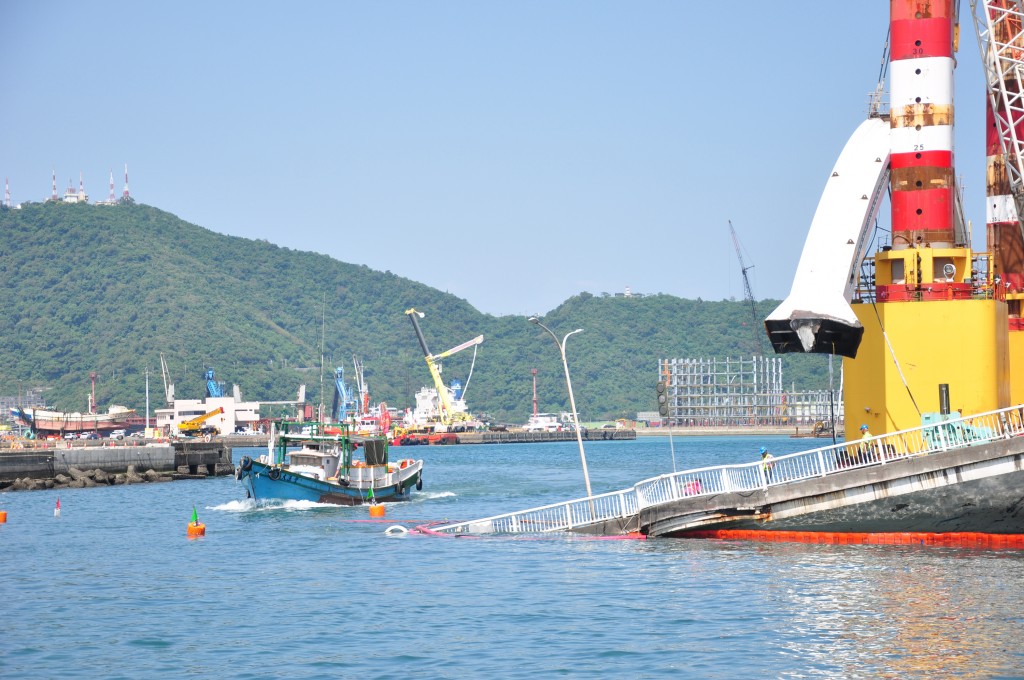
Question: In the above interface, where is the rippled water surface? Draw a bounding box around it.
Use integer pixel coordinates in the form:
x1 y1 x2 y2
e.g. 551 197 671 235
3 436 1024 678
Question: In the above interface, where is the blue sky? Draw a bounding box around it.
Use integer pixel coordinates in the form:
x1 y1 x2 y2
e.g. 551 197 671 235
1 2 989 317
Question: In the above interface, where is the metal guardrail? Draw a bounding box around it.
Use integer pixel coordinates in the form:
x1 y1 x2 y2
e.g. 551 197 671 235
423 404 1024 536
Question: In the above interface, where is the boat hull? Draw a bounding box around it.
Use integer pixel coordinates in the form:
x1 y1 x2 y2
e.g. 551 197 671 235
236 457 423 506
11 407 135 433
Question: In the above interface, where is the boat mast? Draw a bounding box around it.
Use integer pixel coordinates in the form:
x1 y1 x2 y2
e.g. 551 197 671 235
318 294 326 423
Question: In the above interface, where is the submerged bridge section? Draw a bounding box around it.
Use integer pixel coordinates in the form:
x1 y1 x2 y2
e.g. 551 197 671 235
422 405 1024 538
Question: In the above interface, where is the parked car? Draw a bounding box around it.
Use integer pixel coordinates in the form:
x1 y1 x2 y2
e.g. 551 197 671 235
110 429 126 440
80 432 98 440
63 432 78 440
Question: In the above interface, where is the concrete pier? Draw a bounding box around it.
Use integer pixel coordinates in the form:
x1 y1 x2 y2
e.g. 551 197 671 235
453 429 636 445
0 438 236 484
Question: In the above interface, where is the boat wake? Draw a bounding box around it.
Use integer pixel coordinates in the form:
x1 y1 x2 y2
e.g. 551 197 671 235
210 498 338 513
411 490 455 502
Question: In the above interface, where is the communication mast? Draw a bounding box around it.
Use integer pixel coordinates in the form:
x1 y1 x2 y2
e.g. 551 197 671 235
4 177 10 207
122 163 130 200
728 220 764 355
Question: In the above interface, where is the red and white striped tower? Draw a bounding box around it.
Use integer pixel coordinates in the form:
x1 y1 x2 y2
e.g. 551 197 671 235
78 171 84 198
51 169 58 201
107 169 115 202
122 163 130 200
889 1 957 249
531 368 538 417
4 177 10 208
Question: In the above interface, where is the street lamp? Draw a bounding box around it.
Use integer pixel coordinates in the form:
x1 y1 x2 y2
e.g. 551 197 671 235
528 316 593 503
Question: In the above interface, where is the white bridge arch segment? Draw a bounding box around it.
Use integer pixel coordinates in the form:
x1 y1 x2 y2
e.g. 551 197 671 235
765 115 891 359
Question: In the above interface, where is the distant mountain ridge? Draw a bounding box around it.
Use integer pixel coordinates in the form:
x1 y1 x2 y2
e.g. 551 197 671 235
0 202 829 422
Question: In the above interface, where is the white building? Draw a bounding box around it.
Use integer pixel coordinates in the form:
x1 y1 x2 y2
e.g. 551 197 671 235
155 395 261 436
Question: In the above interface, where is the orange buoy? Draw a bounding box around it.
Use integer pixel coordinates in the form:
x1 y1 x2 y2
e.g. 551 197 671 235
187 505 205 537
0 510 7 523
368 503 385 518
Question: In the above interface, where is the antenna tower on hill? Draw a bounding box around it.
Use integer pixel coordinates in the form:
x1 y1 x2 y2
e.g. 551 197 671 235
108 169 115 202
4 177 10 207
122 163 130 200
51 169 58 201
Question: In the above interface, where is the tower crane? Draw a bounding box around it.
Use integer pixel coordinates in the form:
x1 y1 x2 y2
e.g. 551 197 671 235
728 220 764 355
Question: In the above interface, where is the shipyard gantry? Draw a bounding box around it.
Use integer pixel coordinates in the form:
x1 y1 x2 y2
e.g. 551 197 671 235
657 356 840 429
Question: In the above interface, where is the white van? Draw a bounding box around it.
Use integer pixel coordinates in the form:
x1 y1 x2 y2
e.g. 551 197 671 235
110 429 126 440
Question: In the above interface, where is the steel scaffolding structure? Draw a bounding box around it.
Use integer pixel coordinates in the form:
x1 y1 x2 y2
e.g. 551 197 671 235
658 356 842 428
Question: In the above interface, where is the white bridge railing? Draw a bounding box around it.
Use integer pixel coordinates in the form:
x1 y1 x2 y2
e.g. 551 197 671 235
421 404 1024 536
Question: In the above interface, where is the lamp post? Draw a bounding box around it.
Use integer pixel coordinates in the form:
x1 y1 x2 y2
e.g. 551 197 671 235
528 316 593 503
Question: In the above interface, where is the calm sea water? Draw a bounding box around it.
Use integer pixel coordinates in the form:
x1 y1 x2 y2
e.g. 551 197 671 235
3 435 1024 679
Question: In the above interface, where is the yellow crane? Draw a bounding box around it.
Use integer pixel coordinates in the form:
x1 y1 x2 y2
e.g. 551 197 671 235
177 407 225 436
405 308 483 427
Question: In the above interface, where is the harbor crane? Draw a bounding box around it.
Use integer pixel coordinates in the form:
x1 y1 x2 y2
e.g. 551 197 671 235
205 368 225 398
352 355 370 416
729 220 764 355
404 308 483 427
974 0 1024 241
159 353 175 407
331 367 356 422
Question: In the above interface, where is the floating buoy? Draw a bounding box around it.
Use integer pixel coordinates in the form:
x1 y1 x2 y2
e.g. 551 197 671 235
187 505 206 538
368 503 385 518
54 497 61 518
384 525 408 536
0 510 7 524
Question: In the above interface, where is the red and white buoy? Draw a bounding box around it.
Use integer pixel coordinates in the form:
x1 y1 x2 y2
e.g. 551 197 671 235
54 497 61 518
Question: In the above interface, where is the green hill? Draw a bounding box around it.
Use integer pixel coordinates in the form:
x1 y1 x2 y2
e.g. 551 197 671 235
0 201 831 423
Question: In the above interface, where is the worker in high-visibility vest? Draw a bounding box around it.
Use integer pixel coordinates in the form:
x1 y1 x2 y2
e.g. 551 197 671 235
760 446 775 483
858 424 874 463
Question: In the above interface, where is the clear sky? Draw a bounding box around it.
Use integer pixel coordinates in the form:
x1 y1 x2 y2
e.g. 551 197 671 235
1 2 990 317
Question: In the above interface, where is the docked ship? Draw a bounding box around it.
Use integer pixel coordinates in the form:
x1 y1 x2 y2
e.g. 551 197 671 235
522 413 564 432
11 405 135 434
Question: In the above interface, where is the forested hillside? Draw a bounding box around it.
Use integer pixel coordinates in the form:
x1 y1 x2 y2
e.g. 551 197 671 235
0 202 832 423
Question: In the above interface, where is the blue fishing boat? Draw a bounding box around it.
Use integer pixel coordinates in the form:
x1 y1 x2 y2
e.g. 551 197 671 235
235 421 423 505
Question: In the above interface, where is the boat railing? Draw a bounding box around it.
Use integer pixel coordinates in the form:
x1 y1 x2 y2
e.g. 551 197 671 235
424 404 1024 536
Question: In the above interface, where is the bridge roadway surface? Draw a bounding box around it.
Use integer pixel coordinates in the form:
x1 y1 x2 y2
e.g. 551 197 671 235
637 436 1024 537
423 406 1024 538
